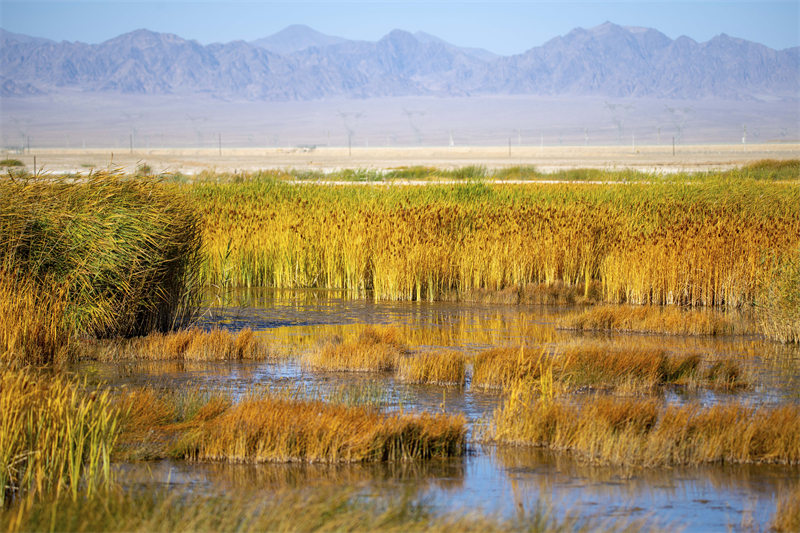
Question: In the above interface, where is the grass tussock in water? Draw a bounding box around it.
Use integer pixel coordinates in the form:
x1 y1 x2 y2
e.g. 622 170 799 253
397 351 467 387
472 344 747 392
87 327 272 361
490 387 800 467
0 367 121 506
0 173 203 365
560 304 748 336
472 347 548 390
305 326 406 372
176 394 466 463
112 386 465 464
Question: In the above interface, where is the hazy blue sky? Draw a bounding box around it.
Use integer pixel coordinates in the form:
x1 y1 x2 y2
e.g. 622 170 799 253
1 1 798 53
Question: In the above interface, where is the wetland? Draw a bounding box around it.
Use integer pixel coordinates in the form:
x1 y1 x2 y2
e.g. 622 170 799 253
2 165 799 531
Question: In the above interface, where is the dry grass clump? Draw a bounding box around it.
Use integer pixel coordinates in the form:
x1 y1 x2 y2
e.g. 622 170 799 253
397 351 466 386
561 347 693 390
112 386 465 464
472 347 547 390
771 485 800 532
561 346 747 391
113 387 231 461
560 304 746 336
471 344 745 392
90 327 271 361
491 387 800 466
1 367 121 505
176 395 466 463
304 326 406 372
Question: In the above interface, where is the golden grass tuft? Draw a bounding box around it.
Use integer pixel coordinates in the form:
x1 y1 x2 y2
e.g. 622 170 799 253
89 327 271 361
113 387 232 461
471 343 743 392
491 387 800 466
560 304 746 336
304 326 406 372
472 347 547 390
397 351 467 386
176 395 465 463
112 386 465 464
1 367 121 505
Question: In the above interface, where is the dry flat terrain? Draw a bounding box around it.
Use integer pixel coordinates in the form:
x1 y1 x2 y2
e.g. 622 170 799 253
7 143 799 175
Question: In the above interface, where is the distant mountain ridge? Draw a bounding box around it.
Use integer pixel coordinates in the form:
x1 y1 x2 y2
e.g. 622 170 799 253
1 23 797 100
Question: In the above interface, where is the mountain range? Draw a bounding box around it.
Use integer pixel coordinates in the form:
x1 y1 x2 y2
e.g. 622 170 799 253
1 22 797 101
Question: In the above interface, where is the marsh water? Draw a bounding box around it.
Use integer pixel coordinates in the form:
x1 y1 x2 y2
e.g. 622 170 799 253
75 289 800 531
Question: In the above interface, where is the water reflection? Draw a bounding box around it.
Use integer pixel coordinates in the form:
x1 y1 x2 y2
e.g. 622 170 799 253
113 446 799 532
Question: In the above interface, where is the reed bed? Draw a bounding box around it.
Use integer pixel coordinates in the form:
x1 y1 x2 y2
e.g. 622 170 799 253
472 345 747 391
191 177 799 309
397 351 467 386
560 304 749 336
87 327 272 361
0 367 121 505
490 387 800 466
304 326 406 372
0 173 203 365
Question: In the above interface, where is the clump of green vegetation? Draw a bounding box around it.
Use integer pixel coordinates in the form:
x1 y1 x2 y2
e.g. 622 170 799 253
0 158 23 167
384 166 439 180
135 162 153 176
0 172 203 364
738 159 800 181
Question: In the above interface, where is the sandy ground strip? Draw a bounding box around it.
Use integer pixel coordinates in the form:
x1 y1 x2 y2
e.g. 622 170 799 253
3 144 798 176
